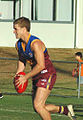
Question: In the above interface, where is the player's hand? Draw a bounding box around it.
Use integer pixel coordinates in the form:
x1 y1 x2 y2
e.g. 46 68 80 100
14 73 20 80
15 75 27 88
13 74 21 84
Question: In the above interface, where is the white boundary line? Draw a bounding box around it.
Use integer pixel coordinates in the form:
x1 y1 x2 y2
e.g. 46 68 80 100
0 108 68 118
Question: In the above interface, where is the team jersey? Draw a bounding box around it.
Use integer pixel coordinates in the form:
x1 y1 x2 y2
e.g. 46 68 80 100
77 59 83 76
16 34 47 67
15 34 56 78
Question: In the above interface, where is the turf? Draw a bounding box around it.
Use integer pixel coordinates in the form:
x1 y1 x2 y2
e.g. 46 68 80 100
0 47 83 120
0 95 83 120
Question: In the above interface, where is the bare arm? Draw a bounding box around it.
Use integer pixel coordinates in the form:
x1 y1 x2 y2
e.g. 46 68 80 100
25 41 45 79
16 60 25 75
15 40 45 87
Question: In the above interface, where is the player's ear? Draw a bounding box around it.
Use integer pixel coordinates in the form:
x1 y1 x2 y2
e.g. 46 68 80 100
23 27 27 32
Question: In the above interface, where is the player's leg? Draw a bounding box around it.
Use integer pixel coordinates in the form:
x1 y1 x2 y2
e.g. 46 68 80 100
32 75 76 120
32 79 39 112
45 104 69 115
32 85 59 114
45 104 76 120
33 87 70 120
0 92 3 99
33 87 51 120
34 90 76 120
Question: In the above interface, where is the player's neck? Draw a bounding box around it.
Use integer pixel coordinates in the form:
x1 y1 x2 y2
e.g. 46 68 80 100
21 32 30 43
77 58 82 61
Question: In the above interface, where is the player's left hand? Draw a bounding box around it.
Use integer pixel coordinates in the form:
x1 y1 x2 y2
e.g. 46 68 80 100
15 75 27 88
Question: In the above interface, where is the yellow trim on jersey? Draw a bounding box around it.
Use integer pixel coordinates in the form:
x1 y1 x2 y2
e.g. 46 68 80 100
42 47 46 52
31 39 46 52
22 42 25 51
27 60 33 65
19 33 31 52
46 75 52 90
31 39 40 47
26 33 31 44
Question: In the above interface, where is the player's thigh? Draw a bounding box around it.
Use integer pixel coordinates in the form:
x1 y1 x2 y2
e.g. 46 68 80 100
34 87 51 106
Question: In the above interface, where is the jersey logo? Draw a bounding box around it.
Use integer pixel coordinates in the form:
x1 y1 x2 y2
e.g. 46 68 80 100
29 52 33 57
41 69 48 74
41 79 47 82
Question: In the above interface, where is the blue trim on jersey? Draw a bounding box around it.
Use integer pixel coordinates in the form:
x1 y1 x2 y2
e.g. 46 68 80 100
44 48 47 53
25 35 40 56
17 35 47 60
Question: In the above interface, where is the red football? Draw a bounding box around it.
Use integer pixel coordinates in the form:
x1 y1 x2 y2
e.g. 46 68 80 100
14 72 28 93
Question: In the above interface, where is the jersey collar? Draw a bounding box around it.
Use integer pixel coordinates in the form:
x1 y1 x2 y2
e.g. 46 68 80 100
26 33 31 44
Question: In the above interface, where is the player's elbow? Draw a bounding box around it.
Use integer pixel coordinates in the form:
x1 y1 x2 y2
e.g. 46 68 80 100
39 63 45 71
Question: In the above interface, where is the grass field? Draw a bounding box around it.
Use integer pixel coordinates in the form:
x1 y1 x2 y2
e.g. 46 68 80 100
0 95 83 120
0 47 83 120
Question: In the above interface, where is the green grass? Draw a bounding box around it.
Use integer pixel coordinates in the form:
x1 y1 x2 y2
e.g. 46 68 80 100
0 95 83 120
0 47 83 119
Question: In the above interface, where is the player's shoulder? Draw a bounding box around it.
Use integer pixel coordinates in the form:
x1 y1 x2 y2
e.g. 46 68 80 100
30 35 41 46
78 59 83 62
31 39 43 49
30 35 40 40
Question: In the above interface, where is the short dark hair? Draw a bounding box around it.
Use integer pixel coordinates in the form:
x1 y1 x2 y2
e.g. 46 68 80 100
75 52 82 58
13 17 30 32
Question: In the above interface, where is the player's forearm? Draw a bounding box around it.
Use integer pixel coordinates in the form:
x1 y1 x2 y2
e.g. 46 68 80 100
25 64 45 80
16 61 25 74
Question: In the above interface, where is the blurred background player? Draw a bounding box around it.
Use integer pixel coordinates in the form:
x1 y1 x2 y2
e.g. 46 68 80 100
0 92 3 99
75 52 83 85
13 17 76 120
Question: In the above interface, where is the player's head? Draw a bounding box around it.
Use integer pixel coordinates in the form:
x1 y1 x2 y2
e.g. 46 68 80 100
13 17 30 39
75 52 82 60
13 17 30 32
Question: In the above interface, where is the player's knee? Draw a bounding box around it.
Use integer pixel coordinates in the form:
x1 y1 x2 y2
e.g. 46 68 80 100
34 100 43 113
33 103 37 113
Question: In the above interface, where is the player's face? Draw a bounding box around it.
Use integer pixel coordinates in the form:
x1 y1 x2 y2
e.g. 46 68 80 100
75 56 80 60
13 24 24 39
